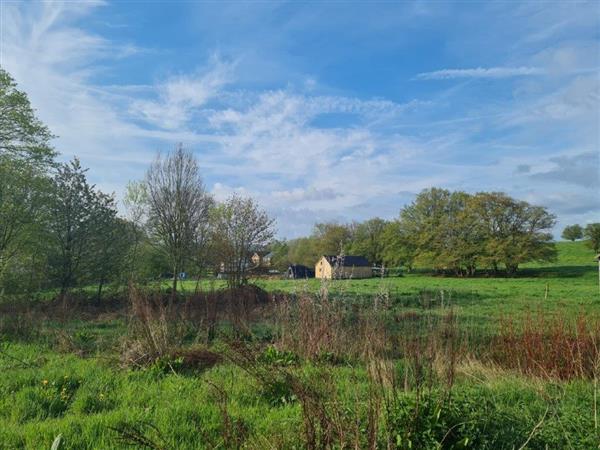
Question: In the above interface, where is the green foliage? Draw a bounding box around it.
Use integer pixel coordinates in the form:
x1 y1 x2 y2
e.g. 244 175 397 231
268 239 290 270
562 224 583 241
211 193 275 288
0 68 55 165
286 236 320 267
46 158 120 296
346 217 388 265
0 69 56 296
398 189 556 276
584 223 600 253
259 346 300 366
12 376 80 423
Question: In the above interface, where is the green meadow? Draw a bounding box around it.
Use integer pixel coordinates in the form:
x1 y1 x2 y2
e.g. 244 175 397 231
1 240 599 449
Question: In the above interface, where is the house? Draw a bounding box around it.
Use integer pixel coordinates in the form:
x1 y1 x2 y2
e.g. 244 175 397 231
315 255 372 279
287 264 315 279
251 251 273 267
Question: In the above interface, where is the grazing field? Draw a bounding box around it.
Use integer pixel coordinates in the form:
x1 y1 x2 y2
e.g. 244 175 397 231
1 241 599 449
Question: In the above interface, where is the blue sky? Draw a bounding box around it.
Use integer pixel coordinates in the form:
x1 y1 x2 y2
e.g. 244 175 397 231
1 0 598 237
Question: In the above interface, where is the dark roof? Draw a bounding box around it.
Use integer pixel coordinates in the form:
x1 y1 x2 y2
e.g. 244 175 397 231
323 255 370 267
287 264 315 278
289 264 313 271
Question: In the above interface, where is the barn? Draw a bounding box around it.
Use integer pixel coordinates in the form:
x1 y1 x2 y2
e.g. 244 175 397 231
315 255 372 279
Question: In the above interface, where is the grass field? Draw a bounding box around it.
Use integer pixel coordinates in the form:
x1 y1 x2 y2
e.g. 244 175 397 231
1 241 599 449
186 240 600 331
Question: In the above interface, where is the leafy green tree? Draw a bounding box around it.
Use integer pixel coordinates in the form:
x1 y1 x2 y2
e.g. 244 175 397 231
400 188 481 275
398 189 556 276
0 69 55 165
269 239 290 270
584 223 600 253
86 208 131 301
380 220 416 271
562 224 583 241
400 188 451 270
287 237 320 268
0 69 55 295
471 192 556 275
312 222 353 256
347 218 388 265
46 159 116 299
0 159 41 291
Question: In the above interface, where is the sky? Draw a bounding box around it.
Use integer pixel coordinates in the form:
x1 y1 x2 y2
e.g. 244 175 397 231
1 0 598 238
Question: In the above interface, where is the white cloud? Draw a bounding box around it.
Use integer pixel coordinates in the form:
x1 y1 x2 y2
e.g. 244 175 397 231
130 56 235 130
1 1 598 238
416 66 545 80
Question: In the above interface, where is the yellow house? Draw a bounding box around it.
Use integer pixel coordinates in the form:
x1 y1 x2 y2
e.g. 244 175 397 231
315 255 372 279
251 251 272 267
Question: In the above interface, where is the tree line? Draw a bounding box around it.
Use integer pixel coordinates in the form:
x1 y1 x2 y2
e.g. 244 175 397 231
270 188 574 276
562 224 600 253
2 67 598 300
0 69 274 299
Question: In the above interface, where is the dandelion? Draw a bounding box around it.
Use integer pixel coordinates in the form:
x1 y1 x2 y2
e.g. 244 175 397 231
42 380 48 385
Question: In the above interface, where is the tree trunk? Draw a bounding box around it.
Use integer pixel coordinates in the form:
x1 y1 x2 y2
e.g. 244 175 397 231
171 272 178 304
96 279 104 304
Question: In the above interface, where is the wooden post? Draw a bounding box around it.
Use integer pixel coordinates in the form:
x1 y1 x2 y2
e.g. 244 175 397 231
595 255 600 296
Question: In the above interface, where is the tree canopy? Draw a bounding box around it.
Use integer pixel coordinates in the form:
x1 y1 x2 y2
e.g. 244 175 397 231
0 69 55 166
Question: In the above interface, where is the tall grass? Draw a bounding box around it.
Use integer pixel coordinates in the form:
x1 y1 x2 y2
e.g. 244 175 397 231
492 312 600 380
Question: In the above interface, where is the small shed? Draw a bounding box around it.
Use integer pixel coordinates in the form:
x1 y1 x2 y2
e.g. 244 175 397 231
287 264 315 279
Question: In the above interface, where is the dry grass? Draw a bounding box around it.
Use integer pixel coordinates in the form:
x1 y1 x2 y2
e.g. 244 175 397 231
491 313 600 380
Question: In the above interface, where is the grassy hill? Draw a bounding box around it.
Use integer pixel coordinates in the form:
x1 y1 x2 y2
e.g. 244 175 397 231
523 239 596 268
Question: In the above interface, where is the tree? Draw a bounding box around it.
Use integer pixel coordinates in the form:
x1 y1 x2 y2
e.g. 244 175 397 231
123 181 149 280
397 189 556 276
46 158 116 299
471 192 556 275
144 145 213 298
562 224 583 242
0 69 55 165
312 222 353 256
269 239 290 271
347 218 388 265
0 69 55 296
287 237 320 268
0 159 43 292
380 220 416 271
211 194 275 288
86 204 131 302
399 188 482 275
584 223 600 253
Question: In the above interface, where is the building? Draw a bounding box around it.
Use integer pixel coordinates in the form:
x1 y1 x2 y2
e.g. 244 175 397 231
287 264 315 279
251 251 273 267
315 255 372 279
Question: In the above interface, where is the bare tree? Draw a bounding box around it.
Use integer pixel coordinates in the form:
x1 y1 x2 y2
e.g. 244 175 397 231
212 193 275 288
145 145 212 299
123 180 149 280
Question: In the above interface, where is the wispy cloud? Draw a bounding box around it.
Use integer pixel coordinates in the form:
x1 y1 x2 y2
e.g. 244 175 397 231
416 66 544 80
129 56 236 130
1 1 598 237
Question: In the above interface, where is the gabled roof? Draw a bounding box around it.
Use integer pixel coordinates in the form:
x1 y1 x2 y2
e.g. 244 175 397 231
322 255 370 267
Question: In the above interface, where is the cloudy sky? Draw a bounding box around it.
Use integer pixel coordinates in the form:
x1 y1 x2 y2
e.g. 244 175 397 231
1 1 598 237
